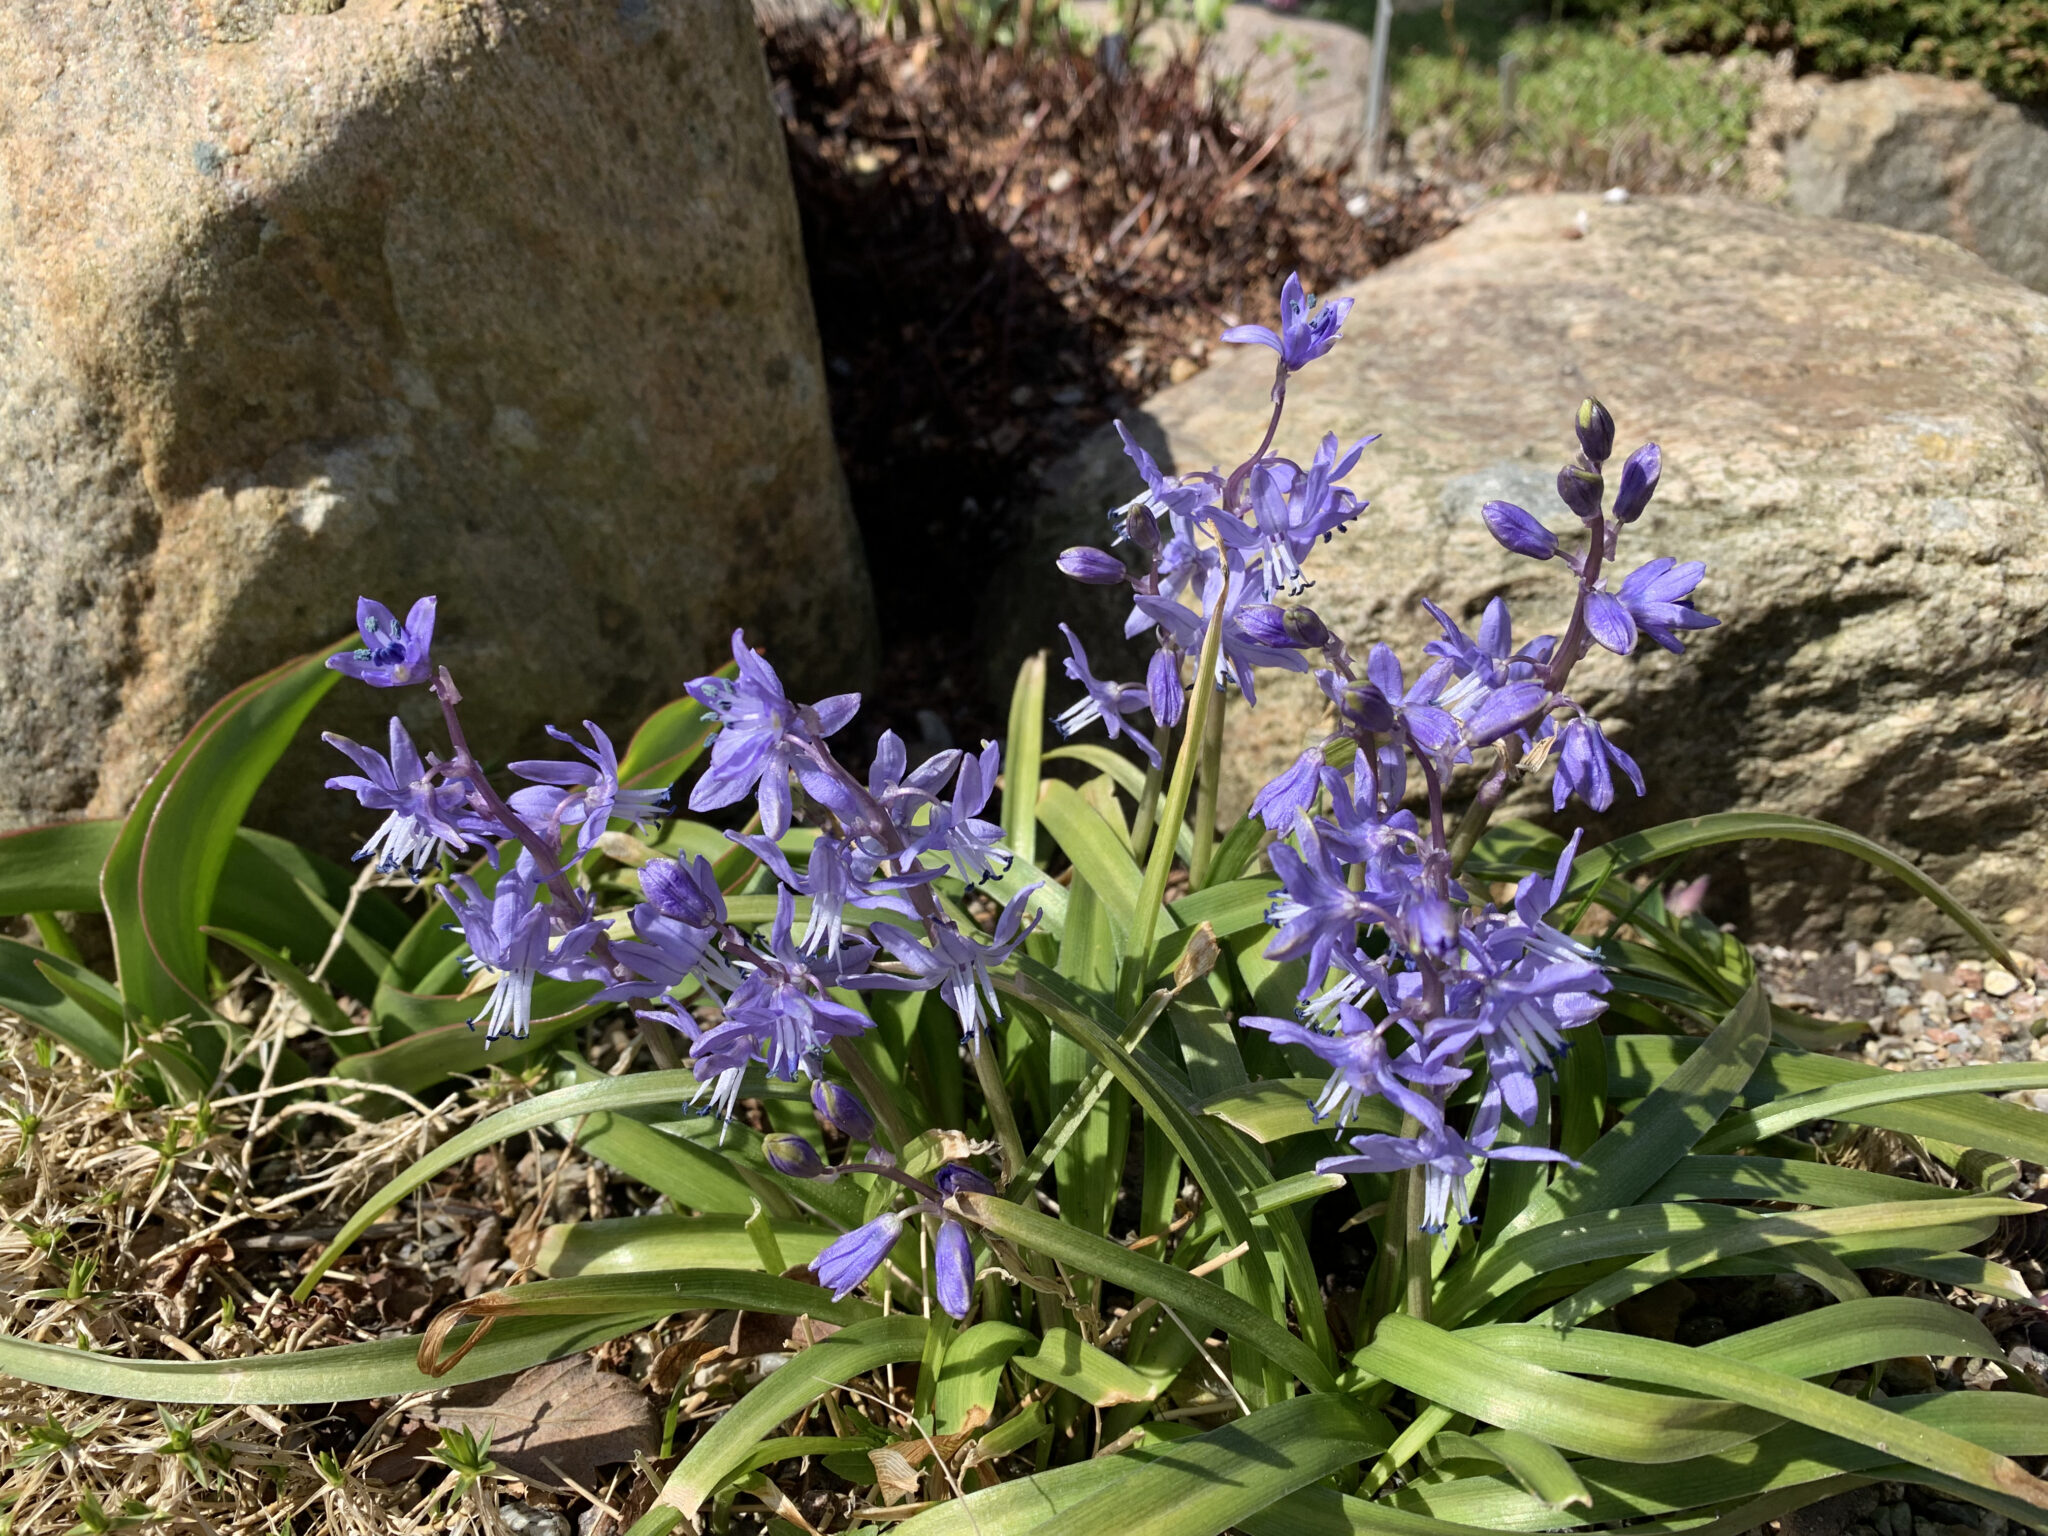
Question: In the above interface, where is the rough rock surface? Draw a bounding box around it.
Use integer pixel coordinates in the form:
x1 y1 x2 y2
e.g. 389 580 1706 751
994 193 2048 940
1786 73 2048 294
0 0 872 836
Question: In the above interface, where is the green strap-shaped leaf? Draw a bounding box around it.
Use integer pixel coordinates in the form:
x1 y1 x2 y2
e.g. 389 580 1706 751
1464 1429 1593 1510
960 1192 1337 1393
1566 812 2012 969
1643 1154 1967 1208
1471 1322 2048 1510
0 938 126 1068
1357 1315 1775 1463
1697 1064 2048 1154
532 1215 836 1277
1202 1077 1401 1144
1503 980 1770 1240
1017 1394 1389 1536
1011 1326 1175 1406
333 983 603 1093
935 1321 1035 1435
213 831 403 1007
0 819 118 915
617 687 723 792
0 1313 656 1405
1533 1197 2017 1328
1004 651 1047 868
1037 780 1147 940
654 1315 928 1519
1699 1294 2003 1375
294 1070 704 1297
102 642 343 1031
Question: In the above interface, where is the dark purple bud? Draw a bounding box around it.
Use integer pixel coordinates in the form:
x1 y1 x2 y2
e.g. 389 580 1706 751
1284 607 1332 648
811 1079 875 1143
1058 546 1128 585
936 1219 974 1320
1147 647 1185 730
1556 463 1603 524
1119 504 1163 555
763 1133 827 1179
810 1212 903 1300
1575 398 1616 466
1481 500 1558 560
935 1163 996 1199
1613 443 1661 523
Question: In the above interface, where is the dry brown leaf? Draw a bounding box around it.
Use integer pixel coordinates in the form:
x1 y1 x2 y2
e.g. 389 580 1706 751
407 1353 659 1488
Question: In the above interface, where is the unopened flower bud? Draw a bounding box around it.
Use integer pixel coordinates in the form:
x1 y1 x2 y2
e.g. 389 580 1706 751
1556 463 1603 524
935 1163 996 1199
640 854 725 928
1235 604 1289 646
811 1079 875 1143
1482 500 1558 560
1058 546 1128 585
810 1211 903 1300
1147 646 1185 729
1575 398 1616 466
1613 442 1661 523
763 1133 827 1179
935 1219 975 1320
1115 498 1162 555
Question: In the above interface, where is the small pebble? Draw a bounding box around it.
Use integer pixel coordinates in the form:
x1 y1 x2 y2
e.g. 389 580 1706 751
1954 961 1985 990
501 1504 572 1536
1918 988 1949 1015
1887 954 1923 983
1985 967 2020 997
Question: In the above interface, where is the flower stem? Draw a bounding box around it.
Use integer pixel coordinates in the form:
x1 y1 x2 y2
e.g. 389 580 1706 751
1403 1166 1433 1323
1128 599 1227 978
1128 727 1171 856
1189 687 1227 890
973 1031 1028 1186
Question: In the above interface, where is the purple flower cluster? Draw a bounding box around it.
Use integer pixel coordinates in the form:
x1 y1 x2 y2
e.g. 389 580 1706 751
1050 280 1370 750
1222 388 1714 1228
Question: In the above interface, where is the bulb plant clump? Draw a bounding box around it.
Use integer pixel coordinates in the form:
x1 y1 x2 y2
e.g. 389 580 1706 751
3 274 2047 1536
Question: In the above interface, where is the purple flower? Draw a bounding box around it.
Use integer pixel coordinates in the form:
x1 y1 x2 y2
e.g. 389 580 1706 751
688 631 860 838
1136 575 1308 708
1264 817 1377 987
1482 501 1558 561
1613 443 1661 523
1054 625 1161 768
1059 547 1129 585
641 854 728 930
1241 1002 1447 1132
865 886 1041 1039
861 730 963 846
923 741 1011 885
764 1133 827 1179
1589 558 1717 656
1547 715 1644 813
603 904 728 1001
1111 420 1215 536
935 1163 997 1198
1315 1090 1572 1231
509 721 668 852
688 890 880 1104
1251 748 1326 832
439 853 601 1043
936 1219 975 1319
1221 272 1354 374
812 1079 875 1142
729 832 881 956
323 718 473 876
329 596 436 688
811 1212 903 1300
1147 647 1186 730
1423 598 1555 750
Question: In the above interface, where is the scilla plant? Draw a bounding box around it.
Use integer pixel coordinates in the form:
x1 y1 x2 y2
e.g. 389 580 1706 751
5 276 2048 1536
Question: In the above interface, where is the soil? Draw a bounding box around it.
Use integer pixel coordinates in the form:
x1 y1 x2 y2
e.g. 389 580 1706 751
761 13 1462 758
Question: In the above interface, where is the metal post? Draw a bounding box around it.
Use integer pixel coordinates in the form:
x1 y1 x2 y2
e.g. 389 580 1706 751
1362 0 1394 177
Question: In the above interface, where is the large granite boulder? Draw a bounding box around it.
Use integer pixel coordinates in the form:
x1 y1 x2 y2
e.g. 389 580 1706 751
994 194 2048 941
1786 73 2048 295
0 0 872 836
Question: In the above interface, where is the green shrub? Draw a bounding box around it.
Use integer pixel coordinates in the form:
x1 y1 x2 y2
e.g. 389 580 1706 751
1577 1 2048 105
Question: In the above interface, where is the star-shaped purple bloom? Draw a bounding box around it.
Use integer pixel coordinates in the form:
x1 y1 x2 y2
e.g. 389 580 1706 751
919 741 1012 886
864 886 1041 1040
687 630 860 838
509 721 669 852
1585 557 1718 656
1546 715 1644 813
439 853 602 1043
328 596 437 688
1315 1089 1572 1232
1221 272 1354 374
1240 1001 1448 1132
1054 625 1161 767
323 717 473 876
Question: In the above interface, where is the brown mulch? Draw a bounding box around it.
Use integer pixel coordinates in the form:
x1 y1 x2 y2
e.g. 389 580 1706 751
762 15 1460 752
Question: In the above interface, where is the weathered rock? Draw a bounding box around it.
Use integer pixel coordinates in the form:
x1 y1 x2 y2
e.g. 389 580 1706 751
994 193 2048 940
1786 73 2048 294
0 0 873 838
